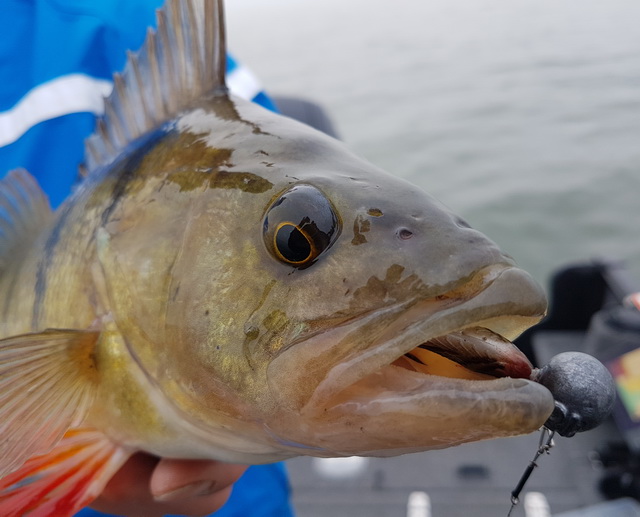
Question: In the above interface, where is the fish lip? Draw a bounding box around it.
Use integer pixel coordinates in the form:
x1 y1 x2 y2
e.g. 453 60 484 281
299 265 548 413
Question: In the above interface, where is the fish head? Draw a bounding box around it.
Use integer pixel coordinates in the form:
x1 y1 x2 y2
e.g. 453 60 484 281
96 95 552 459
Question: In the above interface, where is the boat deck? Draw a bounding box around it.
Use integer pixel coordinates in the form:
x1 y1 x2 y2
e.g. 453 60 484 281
288 423 613 516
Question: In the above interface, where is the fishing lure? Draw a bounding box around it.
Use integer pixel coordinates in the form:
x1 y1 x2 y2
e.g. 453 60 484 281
508 351 616 515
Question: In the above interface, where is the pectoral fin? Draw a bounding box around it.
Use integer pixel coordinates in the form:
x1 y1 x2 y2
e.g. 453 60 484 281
0 329 100 478
0 427 131 517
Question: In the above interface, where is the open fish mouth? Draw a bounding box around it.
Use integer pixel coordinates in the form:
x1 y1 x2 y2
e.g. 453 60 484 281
303 314 545 415
393 326 533 381
290 265 548 411
266 265 554 454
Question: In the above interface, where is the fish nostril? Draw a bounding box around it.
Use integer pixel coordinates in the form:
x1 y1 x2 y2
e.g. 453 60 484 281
454 217 471 229
397 228 413 240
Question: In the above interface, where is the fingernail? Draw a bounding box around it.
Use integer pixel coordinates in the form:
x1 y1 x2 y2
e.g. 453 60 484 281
153 480 217 502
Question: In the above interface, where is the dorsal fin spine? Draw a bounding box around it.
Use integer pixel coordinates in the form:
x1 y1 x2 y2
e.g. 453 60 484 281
102 97 125 150
144 27 167 122
210 0 227 89
84 140 99 170
186 3 203 97
96 119 114 159
84 0 227 172
204 0 216 86
170 1 188 96
156 10 179 116
127 50 154 129
112 73 137 139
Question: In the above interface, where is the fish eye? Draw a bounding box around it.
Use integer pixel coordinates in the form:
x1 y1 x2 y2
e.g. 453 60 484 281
263 185 340 268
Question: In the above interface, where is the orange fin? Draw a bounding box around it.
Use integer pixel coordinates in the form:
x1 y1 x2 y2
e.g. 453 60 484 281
0 329 100 477
0 428 131 517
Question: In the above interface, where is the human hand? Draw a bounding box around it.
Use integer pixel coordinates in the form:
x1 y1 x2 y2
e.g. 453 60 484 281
90 453 248 517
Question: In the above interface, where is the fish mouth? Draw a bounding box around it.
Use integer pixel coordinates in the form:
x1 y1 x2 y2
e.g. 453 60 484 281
303 317 549 418
393 326 533 380
294 265 548 409
266 265 554 454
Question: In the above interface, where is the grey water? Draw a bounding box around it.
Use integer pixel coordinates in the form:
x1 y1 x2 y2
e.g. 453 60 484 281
228 0 640 288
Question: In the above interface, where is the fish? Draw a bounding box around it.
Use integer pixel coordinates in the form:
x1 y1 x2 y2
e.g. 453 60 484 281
0 0 554 514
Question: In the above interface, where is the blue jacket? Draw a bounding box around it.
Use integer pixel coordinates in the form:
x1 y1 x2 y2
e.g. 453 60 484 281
0 1 292 516
0 0 276 208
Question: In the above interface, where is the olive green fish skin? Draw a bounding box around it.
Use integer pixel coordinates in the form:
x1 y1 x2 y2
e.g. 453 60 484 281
0 94 552 462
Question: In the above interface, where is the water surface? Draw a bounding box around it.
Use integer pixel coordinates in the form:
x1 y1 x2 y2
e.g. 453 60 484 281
228 0 640 285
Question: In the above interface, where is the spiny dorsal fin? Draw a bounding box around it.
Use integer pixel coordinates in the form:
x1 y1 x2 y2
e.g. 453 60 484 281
84 0 227 172
0 169 53 273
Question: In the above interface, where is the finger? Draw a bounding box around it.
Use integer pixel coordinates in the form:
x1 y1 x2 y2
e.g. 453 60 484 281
149 459 248 516
98 452 160 500
91 455 248 517
149 483 235 516
150 458 247 500
90 453 163 516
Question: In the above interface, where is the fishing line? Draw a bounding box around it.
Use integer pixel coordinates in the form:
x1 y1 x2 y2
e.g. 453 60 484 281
507 427 555 517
